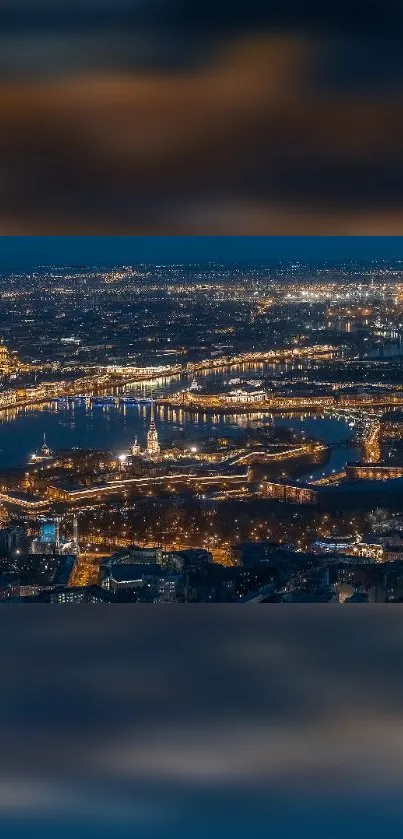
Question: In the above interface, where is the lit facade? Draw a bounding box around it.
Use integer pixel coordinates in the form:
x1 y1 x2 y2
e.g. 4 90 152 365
146 400 161 459
29 433 53 464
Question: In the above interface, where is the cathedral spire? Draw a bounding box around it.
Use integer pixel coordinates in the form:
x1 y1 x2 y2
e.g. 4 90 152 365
146 395 160 458
149 395 156 429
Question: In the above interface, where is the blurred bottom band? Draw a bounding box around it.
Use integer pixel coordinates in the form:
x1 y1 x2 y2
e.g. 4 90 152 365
0 609 402 837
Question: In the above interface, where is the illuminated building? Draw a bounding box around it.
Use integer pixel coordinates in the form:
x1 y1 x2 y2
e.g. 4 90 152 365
40 519 59 545
125 401 161 461
0 340 19 374
29 433 53 464
189 377 201 391
146 399 161 459
0 342 9 366
31 518 61 555
0 490 49 512
312 537 383 562
0 390 17 408
224 388 267 404
261 479 318 505
130 436 141 456
346 463 403 481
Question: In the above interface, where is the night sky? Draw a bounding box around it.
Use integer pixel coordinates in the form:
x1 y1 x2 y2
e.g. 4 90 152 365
3 237 403 269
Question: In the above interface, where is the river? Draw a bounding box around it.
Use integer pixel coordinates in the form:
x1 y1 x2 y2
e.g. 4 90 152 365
0 359 361 472
0 399 360 477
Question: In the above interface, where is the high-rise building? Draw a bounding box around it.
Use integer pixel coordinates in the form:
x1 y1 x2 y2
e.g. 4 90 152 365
146 399 160 458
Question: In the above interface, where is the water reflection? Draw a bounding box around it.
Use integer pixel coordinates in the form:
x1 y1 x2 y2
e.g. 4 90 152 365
0 399 359 475
366 339 403 359
0 401 245 468
275 416 360 481
0 360 359 470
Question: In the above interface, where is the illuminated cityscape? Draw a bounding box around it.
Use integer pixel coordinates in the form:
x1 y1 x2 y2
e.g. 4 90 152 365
3 238 403 601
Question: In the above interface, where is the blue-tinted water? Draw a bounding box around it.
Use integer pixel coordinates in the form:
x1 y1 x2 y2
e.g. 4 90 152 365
0 402 359 475
0 402 246 468
274 416 360 479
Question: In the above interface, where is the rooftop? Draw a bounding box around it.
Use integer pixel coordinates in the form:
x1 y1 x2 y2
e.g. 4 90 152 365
109 563 163 583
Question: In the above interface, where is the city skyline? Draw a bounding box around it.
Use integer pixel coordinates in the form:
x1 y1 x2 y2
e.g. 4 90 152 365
0 241 403 603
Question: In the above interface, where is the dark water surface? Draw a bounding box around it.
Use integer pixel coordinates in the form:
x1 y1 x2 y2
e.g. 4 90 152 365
0 401 358 475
